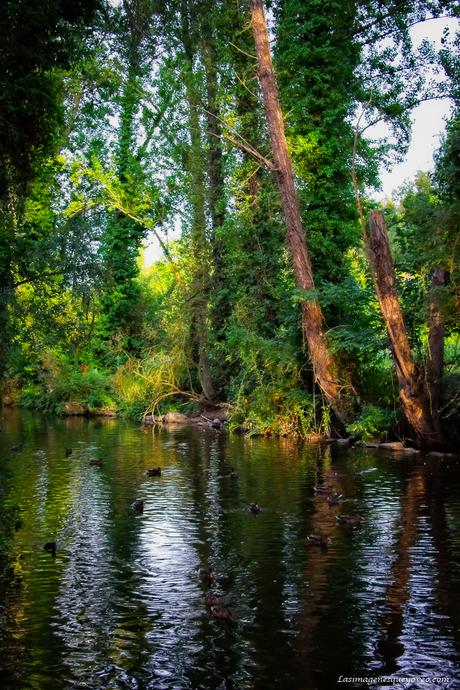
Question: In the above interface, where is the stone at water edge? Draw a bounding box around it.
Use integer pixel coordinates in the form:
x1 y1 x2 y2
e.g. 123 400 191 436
162 412 189 425
378 442 405 451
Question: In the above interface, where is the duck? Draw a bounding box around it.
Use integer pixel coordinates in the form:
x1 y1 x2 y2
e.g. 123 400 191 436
10 444 24 452
327 491 343 506
249 502 261 514
336 513 362 526
198 567 214 583
202 593 220 607
43 541 56 557
65 447 73 457
307 533 330 548
146 467 161 477
225 467 238 479
211 605 234 622
132 500 144 514
89 459 103 467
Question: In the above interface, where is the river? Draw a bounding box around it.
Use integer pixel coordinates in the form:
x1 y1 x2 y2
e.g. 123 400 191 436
0 410 459 689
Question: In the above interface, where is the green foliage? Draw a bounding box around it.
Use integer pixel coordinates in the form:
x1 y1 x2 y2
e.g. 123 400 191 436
346 404 396 441
224 324 328 437
2 0 460 447
0 503 21 576
275 0 360 282
229 384 329 438
0 0 100 197
18 355 115 415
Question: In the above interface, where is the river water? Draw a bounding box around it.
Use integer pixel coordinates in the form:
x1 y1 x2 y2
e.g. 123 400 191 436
0 410 459 690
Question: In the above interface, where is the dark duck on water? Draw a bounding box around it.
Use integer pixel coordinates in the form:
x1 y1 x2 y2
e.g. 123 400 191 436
43 541 56 557
146 467 161 476
198 567 214 583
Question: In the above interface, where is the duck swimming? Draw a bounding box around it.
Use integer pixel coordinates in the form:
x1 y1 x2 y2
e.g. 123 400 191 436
65 447 73 457
89 459 103 467
132 500 144 514
43 541 56 557
146 467 161 476
202 593 220 607
327 491 343 506
198 567 214 583
249 502 261 514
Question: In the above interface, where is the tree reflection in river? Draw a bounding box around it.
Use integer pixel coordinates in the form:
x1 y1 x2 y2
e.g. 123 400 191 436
0 409 459 689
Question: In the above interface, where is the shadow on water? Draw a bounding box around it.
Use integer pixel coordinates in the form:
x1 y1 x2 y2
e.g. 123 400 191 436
0 408 459 689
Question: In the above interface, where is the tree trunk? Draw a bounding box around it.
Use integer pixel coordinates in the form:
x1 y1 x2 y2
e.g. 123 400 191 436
367 211 442 448
101 5 145 343
202 37 229 349
427 267 447 435
202 40 225 233
181 3 216 401
250 0 350 424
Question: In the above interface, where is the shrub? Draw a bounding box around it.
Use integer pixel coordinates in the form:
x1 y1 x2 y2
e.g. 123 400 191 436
346 404 396 440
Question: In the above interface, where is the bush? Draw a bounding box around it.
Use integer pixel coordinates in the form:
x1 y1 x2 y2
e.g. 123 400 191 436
346 403 396 440
228 384 329 438
17 354 116 414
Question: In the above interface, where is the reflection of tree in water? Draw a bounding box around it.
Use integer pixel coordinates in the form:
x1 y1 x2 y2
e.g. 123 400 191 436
297 445 356 687
423 462 460 653
2 412 460 689
376 460 460 675
376 469 424 669
54 459 117 684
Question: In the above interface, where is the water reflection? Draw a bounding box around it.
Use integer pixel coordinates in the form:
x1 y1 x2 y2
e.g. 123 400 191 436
0 409 459 689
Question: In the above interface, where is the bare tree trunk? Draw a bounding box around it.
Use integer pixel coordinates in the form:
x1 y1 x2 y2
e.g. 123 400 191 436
250 0 350 424
427 267 447 435
367 211 442 448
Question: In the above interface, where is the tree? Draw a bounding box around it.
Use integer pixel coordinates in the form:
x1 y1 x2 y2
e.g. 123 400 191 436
250 0 352 425
0 0 100 378
98 0 158 347
275 0 361 285
367 210 443 447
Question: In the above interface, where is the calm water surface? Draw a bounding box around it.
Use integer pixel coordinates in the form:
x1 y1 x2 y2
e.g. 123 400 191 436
0 410 460 689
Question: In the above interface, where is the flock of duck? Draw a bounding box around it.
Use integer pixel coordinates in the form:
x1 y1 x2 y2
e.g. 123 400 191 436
307 479 362 548
37 441 365 624
198 567 234 622
40 451 262 624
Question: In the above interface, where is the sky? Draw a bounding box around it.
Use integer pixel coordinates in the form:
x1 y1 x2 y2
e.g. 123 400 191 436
373 16 457 199
376 97 452 199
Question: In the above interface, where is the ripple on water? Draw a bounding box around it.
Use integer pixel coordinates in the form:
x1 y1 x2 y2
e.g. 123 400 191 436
1 413 460 690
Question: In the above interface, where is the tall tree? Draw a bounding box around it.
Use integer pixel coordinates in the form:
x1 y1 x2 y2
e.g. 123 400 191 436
275 0 360 284
367 210 443 448
250 0 351 424
99 0 157 347
0 0 100 379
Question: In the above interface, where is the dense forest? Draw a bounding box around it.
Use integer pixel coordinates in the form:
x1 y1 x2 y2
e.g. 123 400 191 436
1 0 460 450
